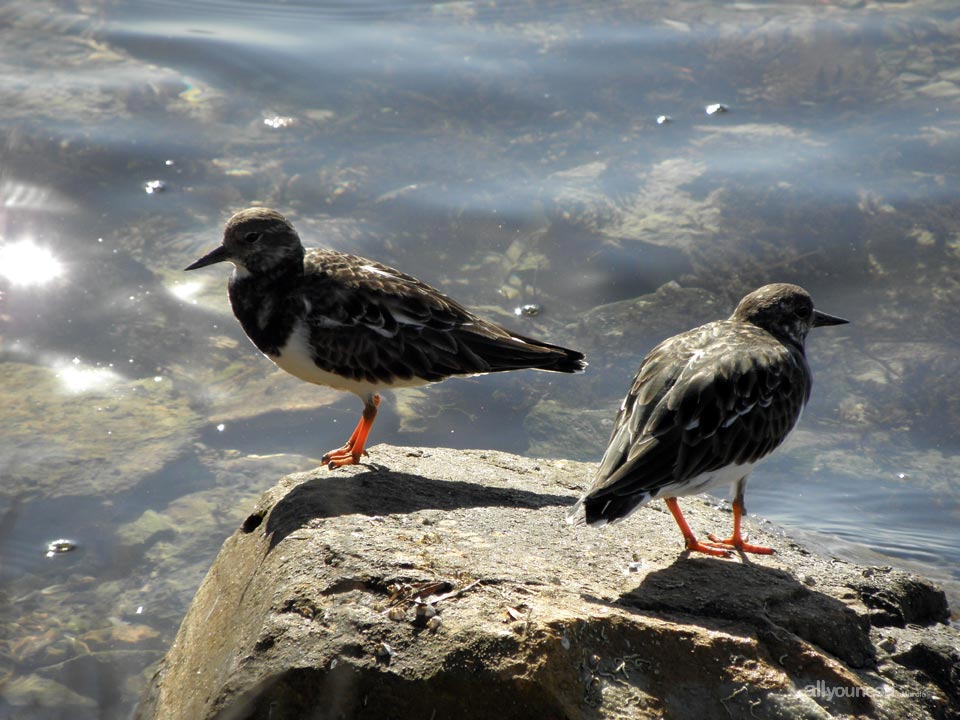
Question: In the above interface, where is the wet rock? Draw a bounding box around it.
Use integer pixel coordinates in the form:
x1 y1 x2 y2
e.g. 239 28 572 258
116 510 179 551
893 641 960 707
576 281 723 359
1 673 96 710
135 445 957 720
852 573 950 628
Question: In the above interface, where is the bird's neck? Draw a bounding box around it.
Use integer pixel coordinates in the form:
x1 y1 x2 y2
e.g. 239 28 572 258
772 328 808 356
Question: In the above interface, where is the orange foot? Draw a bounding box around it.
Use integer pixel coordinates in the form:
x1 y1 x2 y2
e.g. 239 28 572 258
322 395 380 470
321 444 368 468
683 537 733 558
703 492 775 555
704 533 774 555
664 498 733 558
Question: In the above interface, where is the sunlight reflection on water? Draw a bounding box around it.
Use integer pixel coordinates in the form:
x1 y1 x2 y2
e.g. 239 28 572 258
0 237 65 287
2 0 960 716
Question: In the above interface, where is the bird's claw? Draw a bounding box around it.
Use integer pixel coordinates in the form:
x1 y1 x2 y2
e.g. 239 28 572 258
705 533 774 555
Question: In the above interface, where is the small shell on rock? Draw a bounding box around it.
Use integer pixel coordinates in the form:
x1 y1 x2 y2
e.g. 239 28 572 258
415 603 437 619
426 616 442 632
504 606 525 622
386 606 406 621
375 642 393 658
705 103 729 115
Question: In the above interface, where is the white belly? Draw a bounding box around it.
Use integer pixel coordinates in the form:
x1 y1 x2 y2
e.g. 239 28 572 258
269 322 432 398
665 461 756 498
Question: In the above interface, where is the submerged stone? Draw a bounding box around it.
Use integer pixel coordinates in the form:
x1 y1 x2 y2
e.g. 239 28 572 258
0 363 202 500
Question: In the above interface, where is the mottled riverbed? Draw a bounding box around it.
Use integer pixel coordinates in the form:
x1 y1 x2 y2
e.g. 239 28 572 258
1 0 959 716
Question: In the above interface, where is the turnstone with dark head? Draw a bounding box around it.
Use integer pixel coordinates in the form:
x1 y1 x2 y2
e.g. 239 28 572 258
568 283 847 556
186 207 586 468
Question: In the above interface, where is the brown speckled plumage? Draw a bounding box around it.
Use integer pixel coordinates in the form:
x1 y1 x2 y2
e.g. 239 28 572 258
186 207 585 467
570 283 847 556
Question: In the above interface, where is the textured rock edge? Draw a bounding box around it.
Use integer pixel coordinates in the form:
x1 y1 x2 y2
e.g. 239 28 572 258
135 445 958 720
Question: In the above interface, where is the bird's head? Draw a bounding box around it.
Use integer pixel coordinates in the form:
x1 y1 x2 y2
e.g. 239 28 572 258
731 283 848 346
185 207 304 276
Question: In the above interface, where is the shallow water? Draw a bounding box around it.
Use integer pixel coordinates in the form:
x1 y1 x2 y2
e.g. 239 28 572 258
2 0 959 716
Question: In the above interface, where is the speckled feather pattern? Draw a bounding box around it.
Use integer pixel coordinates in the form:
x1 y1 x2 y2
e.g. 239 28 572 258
212 210 585 392
288 249 585 385
581 321 809 521
574 282 841 526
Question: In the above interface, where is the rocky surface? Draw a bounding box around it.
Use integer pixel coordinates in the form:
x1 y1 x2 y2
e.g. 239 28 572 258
135 445 957 720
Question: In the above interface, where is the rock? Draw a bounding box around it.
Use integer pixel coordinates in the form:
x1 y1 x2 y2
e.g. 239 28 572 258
116 510 179 550
135 445 957 720
0 363 202 501
1 673 96 710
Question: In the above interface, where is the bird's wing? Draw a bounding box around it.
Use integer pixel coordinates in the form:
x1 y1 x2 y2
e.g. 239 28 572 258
586 322 810 503
298 249 579 384
302 249 479 329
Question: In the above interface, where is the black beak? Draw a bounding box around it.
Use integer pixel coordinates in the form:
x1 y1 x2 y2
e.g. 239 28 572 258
812 309 849 327
185 245 231 271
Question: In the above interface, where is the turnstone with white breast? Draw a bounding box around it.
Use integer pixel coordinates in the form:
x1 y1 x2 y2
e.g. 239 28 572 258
568 283 847 556
186 207 586 468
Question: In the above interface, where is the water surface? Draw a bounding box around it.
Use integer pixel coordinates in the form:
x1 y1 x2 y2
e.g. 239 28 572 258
1 0 959 716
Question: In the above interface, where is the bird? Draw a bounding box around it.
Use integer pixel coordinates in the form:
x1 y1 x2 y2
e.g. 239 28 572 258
568 283 847 557
185 207 586 468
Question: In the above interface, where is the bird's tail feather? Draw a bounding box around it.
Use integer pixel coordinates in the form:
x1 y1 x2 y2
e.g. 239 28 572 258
461 330 587 374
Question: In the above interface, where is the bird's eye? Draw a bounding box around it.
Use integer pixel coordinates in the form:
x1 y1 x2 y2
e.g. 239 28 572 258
242 231 262 244
794 305 812 319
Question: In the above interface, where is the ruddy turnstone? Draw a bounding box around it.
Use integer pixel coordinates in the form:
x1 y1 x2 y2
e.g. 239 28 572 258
568 283 847 556
186 207 586 468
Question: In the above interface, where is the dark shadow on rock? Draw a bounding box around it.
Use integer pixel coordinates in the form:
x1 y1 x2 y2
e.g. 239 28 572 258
614 556 877 670
261 468 576 550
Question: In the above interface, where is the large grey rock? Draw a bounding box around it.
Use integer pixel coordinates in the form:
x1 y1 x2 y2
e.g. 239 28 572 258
136 445 957 720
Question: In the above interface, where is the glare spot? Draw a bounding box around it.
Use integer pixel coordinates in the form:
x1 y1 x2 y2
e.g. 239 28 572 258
0 238 65 287
264 115 297 129
168 279 204 304
154 376 163 382
56 361 122 394
216 423 225 432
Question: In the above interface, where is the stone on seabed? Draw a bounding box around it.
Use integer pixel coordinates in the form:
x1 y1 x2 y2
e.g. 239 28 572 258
135 445 958 720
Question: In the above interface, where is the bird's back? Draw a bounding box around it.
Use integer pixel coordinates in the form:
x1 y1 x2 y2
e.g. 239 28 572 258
579 319 810 524
280 248 586 387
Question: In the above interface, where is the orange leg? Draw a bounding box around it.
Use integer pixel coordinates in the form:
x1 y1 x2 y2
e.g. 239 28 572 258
322 394 380 469
704 481 774 555
664 498 732 557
